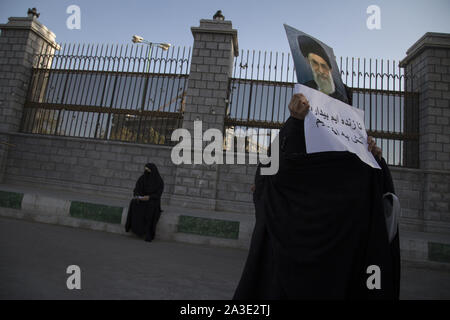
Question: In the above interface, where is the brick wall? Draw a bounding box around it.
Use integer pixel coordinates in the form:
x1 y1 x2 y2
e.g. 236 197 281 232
388 167 449 233
400 32 450 231
170 18 239 210
4 133 176 202
390 167 423 224
402 46 450 171
2 132 448 235
0 17 58 133
216 162 255 212
0 15 58 182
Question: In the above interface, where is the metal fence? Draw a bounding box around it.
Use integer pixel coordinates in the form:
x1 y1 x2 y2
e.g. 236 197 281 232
225 50 419 167
21 44 419 167
21 43 191 145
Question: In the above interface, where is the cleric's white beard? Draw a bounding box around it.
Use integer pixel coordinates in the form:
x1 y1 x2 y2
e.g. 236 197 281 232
312 69 335 95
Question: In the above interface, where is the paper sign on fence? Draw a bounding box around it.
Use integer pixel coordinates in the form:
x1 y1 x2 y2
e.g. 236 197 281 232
295 84 381 169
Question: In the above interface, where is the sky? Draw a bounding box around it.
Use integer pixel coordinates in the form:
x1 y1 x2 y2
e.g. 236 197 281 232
1 0 449 64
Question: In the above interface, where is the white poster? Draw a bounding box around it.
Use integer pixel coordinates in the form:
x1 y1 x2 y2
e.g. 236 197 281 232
295 84 381 169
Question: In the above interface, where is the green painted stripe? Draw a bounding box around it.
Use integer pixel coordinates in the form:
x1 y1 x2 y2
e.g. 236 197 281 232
428 242 450 263
177 215 239 239
70 201 123 224
0 191 23 209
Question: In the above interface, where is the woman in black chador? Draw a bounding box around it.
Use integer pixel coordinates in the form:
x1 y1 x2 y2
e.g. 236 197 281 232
233 91 400 300
125 163 164 242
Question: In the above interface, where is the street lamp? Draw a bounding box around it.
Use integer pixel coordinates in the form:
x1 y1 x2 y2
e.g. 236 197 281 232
131 35 171 72
131 35 171 138
132 35 171 50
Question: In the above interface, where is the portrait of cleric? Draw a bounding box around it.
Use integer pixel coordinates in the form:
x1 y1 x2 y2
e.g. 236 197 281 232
284 24 349 104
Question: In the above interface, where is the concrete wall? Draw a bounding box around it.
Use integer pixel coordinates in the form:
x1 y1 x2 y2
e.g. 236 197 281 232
216 161 255 212
4 133 177 202
391 167 450 234
4 130 446 231
0 16 58 133
401 33 450 172
400 33 450 232
3 131 258 214
0 13 59 182
169 18 239 211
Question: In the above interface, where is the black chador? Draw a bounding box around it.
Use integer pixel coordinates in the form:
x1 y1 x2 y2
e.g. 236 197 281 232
125 163 164 242
233 116 400 300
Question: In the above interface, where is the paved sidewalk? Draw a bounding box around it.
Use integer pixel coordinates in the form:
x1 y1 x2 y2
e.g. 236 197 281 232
0 217 449 300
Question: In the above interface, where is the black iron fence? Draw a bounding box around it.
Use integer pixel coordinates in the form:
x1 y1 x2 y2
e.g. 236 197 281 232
225 50 419 167
21 44 419 167
22 43 191 145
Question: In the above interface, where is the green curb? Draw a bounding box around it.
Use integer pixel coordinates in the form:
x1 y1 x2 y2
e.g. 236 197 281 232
0 191 24 209
177 215 239 239
428 242 450 263
70 201 123 224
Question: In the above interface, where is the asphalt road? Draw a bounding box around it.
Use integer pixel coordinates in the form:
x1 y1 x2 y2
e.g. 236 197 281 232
0 217 449 300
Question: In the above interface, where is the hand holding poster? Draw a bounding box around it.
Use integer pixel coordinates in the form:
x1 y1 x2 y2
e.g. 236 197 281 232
295 83 381 169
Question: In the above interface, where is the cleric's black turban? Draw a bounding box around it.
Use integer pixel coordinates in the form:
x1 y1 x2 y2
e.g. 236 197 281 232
298 35 332 70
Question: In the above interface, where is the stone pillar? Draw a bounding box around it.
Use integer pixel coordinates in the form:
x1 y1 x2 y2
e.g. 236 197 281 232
400 32 450 232
170 14 239 210
183 18 238 132
0 9 60 182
